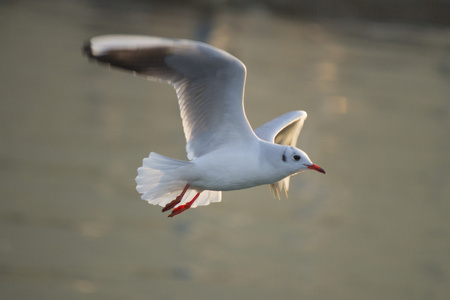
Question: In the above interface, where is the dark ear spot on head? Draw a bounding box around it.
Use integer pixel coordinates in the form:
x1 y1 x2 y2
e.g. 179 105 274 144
282 154 286 162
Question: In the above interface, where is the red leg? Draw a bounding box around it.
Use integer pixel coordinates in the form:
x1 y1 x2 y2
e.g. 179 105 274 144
168 192 200 218
162 183 190 212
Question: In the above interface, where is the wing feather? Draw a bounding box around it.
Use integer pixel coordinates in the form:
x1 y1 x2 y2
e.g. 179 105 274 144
84 35 255 160
254 110 308 198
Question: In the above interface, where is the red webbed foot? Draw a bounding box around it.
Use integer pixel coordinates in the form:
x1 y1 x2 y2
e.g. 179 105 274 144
162 183 189 212
168 192 200 218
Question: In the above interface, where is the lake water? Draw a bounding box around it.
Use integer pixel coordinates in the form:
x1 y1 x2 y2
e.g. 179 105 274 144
1 1 449 299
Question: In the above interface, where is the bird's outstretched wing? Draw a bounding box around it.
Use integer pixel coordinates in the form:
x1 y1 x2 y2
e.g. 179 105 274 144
84 35 256 160
254 110 308 198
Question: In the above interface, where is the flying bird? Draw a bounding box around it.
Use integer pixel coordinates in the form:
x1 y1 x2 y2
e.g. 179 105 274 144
83 35 325 217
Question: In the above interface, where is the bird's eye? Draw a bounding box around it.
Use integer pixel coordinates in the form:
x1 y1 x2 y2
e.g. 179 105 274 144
293 154 301 161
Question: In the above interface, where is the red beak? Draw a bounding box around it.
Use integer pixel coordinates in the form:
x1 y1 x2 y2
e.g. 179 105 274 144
306 164 326 174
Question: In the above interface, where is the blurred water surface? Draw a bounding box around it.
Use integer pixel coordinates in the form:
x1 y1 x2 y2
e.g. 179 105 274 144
1 1 449 300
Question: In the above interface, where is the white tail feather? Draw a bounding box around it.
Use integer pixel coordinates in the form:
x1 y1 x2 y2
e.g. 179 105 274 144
135 152 222 209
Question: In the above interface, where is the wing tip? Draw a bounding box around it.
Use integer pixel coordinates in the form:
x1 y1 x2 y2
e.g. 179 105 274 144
294 110 307 120
82 39 95 59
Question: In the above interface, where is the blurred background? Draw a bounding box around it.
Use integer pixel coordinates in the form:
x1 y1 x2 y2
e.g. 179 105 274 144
1 0 449 299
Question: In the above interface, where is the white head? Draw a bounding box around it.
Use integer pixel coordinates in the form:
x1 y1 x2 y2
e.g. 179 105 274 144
275 145 325 177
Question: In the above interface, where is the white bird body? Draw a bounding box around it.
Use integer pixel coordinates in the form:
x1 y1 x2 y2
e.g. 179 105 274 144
84 35 325 217
186 141 296 191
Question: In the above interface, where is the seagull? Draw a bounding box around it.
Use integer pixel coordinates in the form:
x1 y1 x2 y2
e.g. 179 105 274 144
83 35 325 217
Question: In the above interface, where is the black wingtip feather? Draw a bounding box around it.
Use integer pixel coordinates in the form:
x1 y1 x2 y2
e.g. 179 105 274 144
82 40 94 59
81 38 176 76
